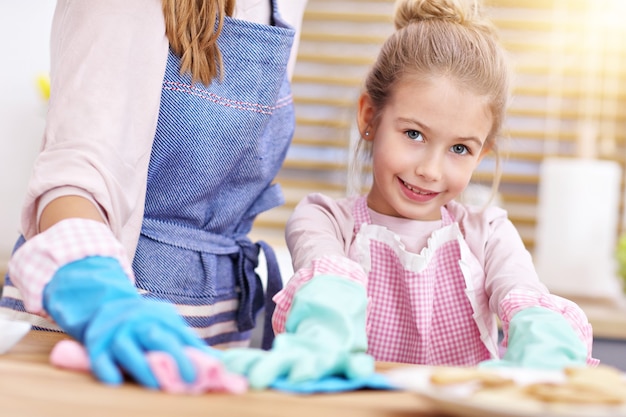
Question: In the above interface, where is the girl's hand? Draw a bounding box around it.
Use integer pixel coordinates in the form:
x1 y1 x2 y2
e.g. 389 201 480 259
479 307 588 370
223 275 374 389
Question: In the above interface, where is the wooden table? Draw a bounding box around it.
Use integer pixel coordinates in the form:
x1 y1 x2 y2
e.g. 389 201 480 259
0 331 438 417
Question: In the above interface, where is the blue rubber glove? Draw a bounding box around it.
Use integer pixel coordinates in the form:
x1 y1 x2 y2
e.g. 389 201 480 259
223 275 375 389
480 306 588 370
43 256 213 388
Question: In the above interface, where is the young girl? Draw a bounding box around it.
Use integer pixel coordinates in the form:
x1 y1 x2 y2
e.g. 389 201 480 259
0 0 307 389
224 0 598 389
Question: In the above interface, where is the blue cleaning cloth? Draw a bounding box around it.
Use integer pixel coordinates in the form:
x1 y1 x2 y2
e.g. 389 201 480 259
269 372 397 394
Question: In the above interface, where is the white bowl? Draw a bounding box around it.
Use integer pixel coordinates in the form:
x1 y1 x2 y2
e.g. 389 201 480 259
0 317 31 354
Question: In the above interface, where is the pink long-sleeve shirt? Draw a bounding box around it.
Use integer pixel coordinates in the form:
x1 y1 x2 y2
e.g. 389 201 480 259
285 193 547 311
275 193 596 364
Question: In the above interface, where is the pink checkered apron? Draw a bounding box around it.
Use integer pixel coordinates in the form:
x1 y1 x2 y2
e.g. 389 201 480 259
351 197 492 365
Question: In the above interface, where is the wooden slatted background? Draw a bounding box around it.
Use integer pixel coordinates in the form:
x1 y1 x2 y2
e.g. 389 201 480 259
251 0 626 251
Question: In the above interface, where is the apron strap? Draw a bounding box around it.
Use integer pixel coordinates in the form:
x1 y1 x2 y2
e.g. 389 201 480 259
353 196 371 234
257 240 283 350
440 205 455 226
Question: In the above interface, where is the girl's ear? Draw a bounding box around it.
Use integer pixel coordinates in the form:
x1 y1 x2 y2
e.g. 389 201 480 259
477 141 493 162
357 92 375 141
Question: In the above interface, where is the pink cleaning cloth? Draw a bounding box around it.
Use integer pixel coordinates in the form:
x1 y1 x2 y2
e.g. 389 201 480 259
49 339 247 394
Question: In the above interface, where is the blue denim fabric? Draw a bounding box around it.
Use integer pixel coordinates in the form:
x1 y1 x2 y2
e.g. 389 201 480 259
134 7 295 347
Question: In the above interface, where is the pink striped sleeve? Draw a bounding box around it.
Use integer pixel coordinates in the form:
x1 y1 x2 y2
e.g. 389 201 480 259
498 290 599 366
271 255 367 334
8 218 135 315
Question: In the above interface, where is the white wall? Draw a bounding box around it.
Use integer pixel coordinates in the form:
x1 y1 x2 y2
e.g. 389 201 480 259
0 2 55 260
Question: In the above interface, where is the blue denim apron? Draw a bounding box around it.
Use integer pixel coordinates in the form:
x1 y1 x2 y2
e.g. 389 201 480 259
132 4 294 348
1 2 294 350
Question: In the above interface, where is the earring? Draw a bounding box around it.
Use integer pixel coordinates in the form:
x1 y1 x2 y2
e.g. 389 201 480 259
365 131 369 137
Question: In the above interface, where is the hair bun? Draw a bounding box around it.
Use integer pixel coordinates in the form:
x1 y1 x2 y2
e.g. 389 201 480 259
393 0 478 30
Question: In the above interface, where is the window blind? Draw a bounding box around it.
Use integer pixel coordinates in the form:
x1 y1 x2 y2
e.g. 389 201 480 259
251 0 626 252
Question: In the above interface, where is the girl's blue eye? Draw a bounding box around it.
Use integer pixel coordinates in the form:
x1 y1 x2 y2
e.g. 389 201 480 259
406 130 423 141
451 144 469 155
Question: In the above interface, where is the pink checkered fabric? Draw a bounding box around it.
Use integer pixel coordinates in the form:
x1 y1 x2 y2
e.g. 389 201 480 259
353 198 490 365
8 218 135 315
272 255 367 333
499 290 599 366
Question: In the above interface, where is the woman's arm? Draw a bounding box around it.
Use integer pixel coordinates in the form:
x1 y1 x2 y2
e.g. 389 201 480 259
39 196 105 232
23 0 169 252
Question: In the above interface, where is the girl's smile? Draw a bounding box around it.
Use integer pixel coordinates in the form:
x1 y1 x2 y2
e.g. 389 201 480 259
399 178 439 203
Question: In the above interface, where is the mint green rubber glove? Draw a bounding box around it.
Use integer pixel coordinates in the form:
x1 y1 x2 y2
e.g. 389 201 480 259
223 275 374 389
480 307 588 370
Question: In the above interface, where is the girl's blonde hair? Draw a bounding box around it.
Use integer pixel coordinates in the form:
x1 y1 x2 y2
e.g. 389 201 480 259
351 0 511 199
162 0 236 85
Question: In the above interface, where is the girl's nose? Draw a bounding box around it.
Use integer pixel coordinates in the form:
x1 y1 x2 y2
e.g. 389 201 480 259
414 151 443 182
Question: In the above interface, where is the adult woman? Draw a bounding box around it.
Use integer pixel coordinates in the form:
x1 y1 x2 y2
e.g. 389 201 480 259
1 0 307 389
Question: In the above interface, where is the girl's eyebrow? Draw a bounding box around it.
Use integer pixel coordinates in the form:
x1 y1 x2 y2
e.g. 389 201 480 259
457 136 484 148
397 117 484 147
397 117 428 132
